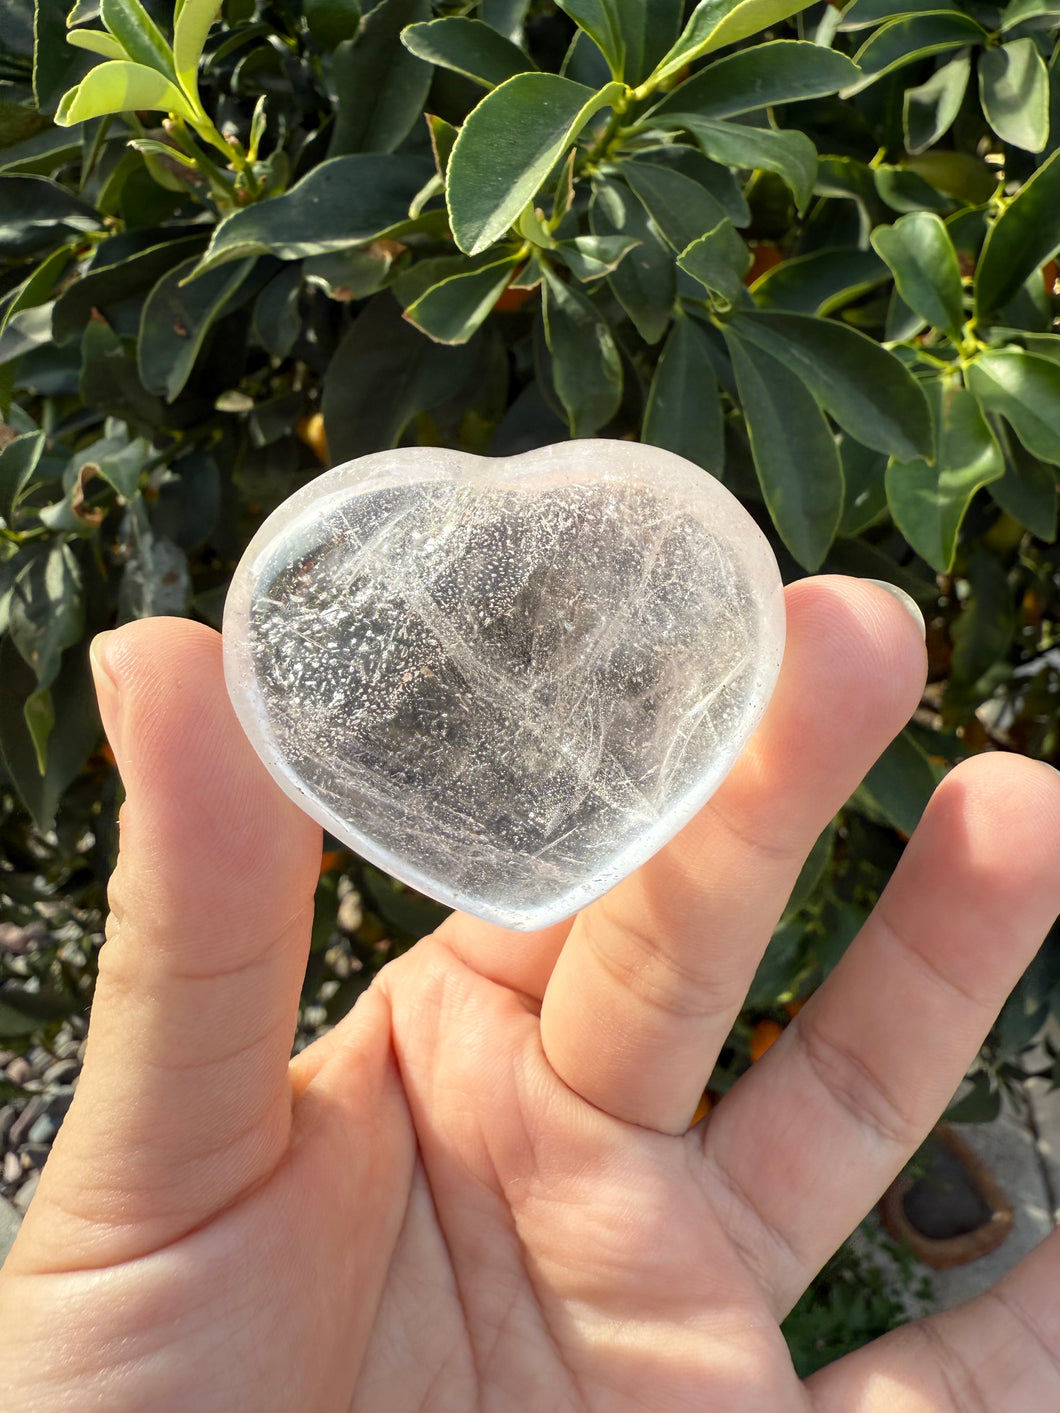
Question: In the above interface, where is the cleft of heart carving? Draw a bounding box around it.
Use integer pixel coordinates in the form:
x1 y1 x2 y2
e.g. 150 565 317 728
223 440 785 930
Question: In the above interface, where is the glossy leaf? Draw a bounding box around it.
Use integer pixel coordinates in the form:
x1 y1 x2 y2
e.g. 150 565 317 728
966 347 1060 463
195 154 431 273
979 39 1049 153
139 256 256 401
447 74 622 255
173 0 219 100
99 0 175 80
481 0 530 41
541 265 622 436
846 12 986 93
55 60 195 125
0 429 45 525
65 28 125 59
404 255 519 343
733 310 934 460
9 542 84 689
0 175 100 257
401 18 533 88
677 219 750 304
53 232 208 343
989 417 1058 541
555 233 640 281
903 51 971 155
621 159 728 255
321 293 480 460
838 0 959 30
0 243 74 337
650 0 822 89
642 314 725 475
611 0 684 85
329 0 432 156
304 0 362 50
839 434 888 535
1001 0 1060 28
555 1 622 78
589 176 674 343
975 148 1060 319
663 113 817 212
751 247 888 315
871 211 964 338
724 324 842 570
885 380 1004 572
650 40 859 120
861 730 938 837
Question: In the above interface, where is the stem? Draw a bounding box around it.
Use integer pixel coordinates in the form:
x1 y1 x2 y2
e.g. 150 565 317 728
582 92 632 170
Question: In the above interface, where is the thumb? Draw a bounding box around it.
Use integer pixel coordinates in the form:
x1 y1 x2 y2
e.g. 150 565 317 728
16 618 321 1271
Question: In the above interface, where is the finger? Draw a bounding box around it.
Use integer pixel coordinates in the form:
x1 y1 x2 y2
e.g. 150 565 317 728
16 620 321 1272
538 576 927 1132
701 752 1060 1320
805 1224 1060 1411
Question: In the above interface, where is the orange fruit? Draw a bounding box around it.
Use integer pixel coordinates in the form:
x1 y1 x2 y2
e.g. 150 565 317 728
296 411 329 465
494 273 535 312
749 1018 783 1062
1043 259 1058 294
783 998 804 1020
743 243 783 286
319 849 346 875
690 1091 713 1126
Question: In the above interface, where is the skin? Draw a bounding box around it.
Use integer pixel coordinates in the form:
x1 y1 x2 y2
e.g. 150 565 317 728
2 575 1060 1413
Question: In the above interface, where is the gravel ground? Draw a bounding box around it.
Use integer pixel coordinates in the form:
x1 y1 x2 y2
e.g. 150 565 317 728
0 1017 87 1219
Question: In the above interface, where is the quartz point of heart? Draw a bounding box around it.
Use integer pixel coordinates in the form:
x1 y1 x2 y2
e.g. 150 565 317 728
223 440 785 931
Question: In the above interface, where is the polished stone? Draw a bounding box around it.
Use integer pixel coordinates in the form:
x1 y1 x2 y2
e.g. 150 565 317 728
224 440 785 930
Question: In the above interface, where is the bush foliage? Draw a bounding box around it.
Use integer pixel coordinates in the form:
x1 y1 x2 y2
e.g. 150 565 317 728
2 0 1060 1119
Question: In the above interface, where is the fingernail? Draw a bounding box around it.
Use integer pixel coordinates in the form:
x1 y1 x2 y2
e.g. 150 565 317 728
863 579 926 639
89 631 123 762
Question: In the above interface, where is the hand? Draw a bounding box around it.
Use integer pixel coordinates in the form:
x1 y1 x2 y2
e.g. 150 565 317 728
2 576 1059 1413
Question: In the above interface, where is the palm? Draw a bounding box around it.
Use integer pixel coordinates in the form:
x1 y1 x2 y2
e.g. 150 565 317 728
4 585 1060 1413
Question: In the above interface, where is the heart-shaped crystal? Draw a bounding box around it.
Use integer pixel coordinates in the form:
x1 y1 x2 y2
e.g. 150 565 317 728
223 440 785 930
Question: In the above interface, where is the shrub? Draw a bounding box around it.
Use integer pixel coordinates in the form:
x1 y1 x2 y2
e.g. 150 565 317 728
2 0 1060 1122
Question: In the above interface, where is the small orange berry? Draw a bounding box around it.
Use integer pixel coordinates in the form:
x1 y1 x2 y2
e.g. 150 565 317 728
690 1091 713 1126
749 1018 783 1063
296 412 329 465
319 850 346 875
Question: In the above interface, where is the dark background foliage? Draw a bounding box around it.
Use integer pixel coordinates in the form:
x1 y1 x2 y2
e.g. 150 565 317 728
3 0 1060 1360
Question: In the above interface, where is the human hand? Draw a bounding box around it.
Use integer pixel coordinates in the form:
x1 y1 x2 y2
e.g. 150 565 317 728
2 576 1059 1413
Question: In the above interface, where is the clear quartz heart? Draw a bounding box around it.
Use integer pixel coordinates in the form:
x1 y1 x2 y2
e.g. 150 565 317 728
223 440 785 931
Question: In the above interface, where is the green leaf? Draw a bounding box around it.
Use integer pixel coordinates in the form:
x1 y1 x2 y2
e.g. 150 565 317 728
650 0 822 89
481 0 530 42
23 685 54 775
642 313 725 475
733 310 934 460
555 232 640 281
871 211 964 339
839 434 888 535
0 174 100 257
838 0 959 31
944 1070 1001 1124
66 27 126 59
649 40 860 120
304 0 362 50
173 0 220 101
723 323 842 570
966 347 1060 463
589 175 674 343
541 265 622 436
663 113 817 212
138 255 255 401
555 1 623 79
950 546 1015 688
0 242 74 337
36 0 93 115
322 292 481 460
989 416 1057 541
55 60 196 125
846 12 986 94
975 148 1060 320
979 39 1049 154
0 631 100 830
194 154 431 273
610 0 684 85
329 0 432 156
640 145 750 226
9 542 84 689
79 318 170 430
99 0 176 80
751 247 888 315
621 159 728 255
0 429 44 525
53 231 208 344
1001 0 1060 28
426 112 457 177
903 51 971 155
861 729 938 837
885 380 1004 572
401 17 533 88
404 254 518 343
677 219 750 304
448 75 623 256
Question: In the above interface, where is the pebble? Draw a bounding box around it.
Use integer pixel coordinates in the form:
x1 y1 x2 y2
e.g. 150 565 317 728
44 1059 79 1087
7 1099 42 1150
2 1151 20 1185
4 1056 32 1087
0 1105 15 1146
14 1172 39 1212
20 1143 50 1169
27 1113 58 1146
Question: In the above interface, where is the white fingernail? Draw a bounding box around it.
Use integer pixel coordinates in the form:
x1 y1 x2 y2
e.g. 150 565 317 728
863 579 926 639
